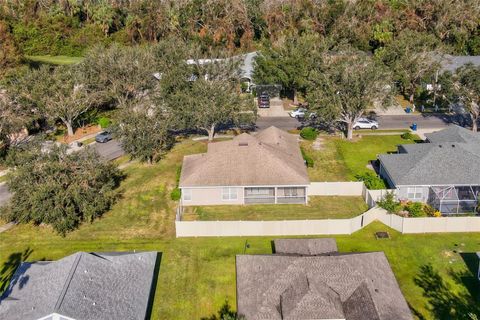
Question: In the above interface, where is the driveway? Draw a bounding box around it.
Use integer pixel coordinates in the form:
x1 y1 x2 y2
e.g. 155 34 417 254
0 183 11 207
256 116 302 131
94 140 125 161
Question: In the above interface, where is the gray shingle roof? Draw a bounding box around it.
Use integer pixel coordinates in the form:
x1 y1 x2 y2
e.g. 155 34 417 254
236 250 412 320
438 54 480 73
274 238 338 256
425 125 480 144
0 251 158 320
180 126 309 187
380 126 480 186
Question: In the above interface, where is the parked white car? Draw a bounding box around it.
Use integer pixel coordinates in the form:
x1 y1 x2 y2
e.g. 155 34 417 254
289 108 316 119
353 118 379 130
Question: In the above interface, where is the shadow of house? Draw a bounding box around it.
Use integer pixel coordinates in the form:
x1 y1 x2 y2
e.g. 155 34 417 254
0 248 33 296
457 253 480 301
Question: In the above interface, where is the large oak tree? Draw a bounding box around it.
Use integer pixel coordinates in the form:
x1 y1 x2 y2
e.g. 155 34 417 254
307 51 392 140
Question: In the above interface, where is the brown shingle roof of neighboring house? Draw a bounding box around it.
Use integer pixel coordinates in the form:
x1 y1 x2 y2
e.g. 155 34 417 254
274 238 338 256
236 251 412 320
179 126 309 187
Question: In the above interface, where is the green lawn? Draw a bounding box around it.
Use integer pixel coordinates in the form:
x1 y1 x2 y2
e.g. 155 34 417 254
1 138 479 319
24 55 84 65
304 134 417 181
182 196 368 221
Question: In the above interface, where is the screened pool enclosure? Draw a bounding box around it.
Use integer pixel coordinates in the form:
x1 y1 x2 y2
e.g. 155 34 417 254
428 185 480 214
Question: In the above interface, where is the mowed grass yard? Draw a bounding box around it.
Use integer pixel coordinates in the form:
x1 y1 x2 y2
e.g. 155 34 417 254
182 196 368 221
303 134 417 181
1 137 479 319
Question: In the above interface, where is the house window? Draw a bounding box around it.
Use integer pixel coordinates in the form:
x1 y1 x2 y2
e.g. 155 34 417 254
407 187 423 200
183 189 192 201
283 187 299 197
222 187 238 200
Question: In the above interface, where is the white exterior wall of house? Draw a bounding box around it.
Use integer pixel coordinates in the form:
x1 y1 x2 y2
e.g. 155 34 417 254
181 187 245 206
180 185 308 206
396 186 430 203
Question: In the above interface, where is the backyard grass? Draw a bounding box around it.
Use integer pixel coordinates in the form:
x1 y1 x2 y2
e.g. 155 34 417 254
1 137 479 319
303 134 417 182
24 55 84 65
182 196 368 221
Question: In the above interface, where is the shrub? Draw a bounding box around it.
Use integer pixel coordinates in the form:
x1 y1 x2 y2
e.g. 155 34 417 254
170 188 181 201
355 172 385 190
97 117 111 129
300 127 318 140
300 147 314 167
423 204 436 217
377 191 402 213
405 202 426 217
401 132 415 140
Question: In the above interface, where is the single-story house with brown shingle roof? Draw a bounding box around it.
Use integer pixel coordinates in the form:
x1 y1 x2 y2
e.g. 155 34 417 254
236 239 413 320
179 126 310 205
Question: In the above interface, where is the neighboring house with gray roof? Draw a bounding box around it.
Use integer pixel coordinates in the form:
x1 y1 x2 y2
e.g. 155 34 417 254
236 239 412 320
179 126 309 205
378 125 480 214
438 54 480 73
0 251 158 320
185 51 257 91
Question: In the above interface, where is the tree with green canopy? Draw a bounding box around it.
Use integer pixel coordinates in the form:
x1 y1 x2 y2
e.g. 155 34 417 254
378 30 441 104
112 97 175 163
1 143 122 235
10 65 96 136
166 52 256 141
307 50 392 140
439 63 480 132
253 33 323 103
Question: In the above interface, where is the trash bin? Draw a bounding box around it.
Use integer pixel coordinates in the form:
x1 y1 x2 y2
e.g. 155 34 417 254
412 123 417 131
405 107 411 113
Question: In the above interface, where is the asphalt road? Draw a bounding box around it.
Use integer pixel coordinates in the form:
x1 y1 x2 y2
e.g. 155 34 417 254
256 114 453 131
0 183 11 207
256 116 302 131
377 114 452 130
94 140 125 161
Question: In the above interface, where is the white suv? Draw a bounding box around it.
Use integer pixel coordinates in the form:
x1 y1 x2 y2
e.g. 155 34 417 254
289 108 316 119
353 118 379 130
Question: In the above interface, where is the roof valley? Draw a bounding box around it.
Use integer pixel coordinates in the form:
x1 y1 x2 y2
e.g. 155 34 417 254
53 253 83 313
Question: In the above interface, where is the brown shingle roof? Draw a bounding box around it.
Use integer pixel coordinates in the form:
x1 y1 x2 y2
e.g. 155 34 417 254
236 250 412 320
274 238 338 256
179 126 309 187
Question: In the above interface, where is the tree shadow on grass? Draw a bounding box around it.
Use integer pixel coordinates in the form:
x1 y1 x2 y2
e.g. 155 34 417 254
0 248 33 301
414 263 480 320
201 300 244 320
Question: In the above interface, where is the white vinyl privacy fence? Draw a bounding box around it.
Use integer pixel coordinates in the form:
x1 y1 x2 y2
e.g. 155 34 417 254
176 207 480 237
308 182 365 196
